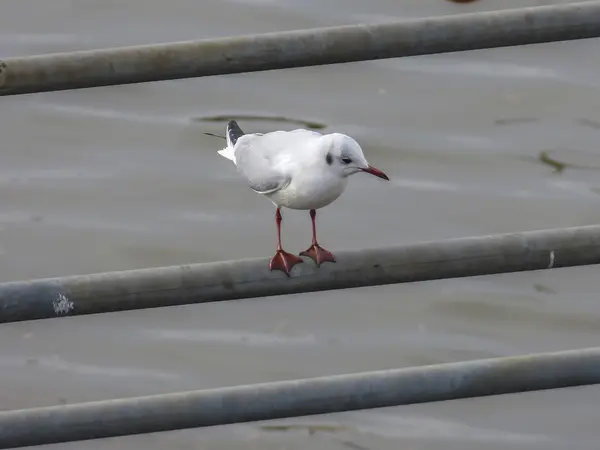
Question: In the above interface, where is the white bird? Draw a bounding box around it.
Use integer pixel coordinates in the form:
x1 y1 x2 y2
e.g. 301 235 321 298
217 120 389 276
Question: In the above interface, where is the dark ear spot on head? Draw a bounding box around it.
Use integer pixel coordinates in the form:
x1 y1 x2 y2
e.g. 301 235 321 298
325 152 333 165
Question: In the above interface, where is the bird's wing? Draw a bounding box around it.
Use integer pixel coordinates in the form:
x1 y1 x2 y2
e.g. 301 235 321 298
234 129 322 195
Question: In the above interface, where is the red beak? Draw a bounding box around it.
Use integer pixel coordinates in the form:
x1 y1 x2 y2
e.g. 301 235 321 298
361 165 389 181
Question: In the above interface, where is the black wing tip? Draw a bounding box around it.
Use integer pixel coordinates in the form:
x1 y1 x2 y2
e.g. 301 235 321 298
226 120 245 146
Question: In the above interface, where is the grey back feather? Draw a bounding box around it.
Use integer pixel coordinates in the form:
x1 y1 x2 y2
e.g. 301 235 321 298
234 129 322 194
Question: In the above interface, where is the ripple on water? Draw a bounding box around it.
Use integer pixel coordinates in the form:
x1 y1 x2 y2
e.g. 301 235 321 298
142 328 320 347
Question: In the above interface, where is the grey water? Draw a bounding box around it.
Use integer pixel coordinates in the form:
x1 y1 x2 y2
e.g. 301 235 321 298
1 0 600 448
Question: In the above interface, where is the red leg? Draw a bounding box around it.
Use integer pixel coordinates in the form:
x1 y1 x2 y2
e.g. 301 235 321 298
300 209 336 267
269 207 303 276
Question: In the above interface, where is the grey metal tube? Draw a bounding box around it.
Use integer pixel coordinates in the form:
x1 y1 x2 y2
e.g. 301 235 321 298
1 347 599 448
2 2 600 95
1 224 600 324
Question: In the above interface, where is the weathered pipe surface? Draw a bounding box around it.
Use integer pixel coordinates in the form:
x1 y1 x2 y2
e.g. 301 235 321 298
1 2 600 95
0 347 599 448
0 224 599 324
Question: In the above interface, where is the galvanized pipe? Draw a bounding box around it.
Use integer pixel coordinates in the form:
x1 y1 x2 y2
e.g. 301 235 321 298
0 347 599 448
1 224 599 324
1 2 600 95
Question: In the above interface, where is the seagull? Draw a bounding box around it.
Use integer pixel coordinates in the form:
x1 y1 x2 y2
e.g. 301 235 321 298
217 120 389 276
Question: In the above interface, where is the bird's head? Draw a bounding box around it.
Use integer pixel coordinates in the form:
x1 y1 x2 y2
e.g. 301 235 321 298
320 133 389 181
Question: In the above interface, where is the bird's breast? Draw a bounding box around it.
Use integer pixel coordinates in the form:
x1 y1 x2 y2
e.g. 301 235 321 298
268 173 348 210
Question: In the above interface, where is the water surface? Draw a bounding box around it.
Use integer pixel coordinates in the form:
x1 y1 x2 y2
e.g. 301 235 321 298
1 1 600 449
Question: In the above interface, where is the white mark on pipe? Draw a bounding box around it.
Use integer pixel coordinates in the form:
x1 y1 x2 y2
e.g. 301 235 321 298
52 293 74 315
548 251 555 269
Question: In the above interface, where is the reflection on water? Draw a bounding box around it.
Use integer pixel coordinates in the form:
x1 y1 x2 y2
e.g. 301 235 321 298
194 114 328 130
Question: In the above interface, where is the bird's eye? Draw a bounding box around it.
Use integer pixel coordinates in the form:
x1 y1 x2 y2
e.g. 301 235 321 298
341 157 352 165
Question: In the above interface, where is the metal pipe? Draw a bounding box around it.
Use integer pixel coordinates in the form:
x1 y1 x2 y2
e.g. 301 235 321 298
1 2 600 95
1 224 599 324
1 347 599 448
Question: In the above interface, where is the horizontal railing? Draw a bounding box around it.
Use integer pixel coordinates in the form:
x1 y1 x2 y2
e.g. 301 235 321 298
1 347 599 448
1 224 599 324
1 2 600 95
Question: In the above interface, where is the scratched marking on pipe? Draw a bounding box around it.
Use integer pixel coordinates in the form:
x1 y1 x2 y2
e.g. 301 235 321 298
52 293 74 316
548 251 556 269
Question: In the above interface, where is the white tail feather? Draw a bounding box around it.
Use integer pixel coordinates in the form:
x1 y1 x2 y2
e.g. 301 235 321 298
217 145 237 164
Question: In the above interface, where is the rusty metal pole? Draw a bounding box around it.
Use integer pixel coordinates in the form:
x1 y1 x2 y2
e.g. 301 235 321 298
1 2 600 95
0 347 599 448
1 224 599 324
